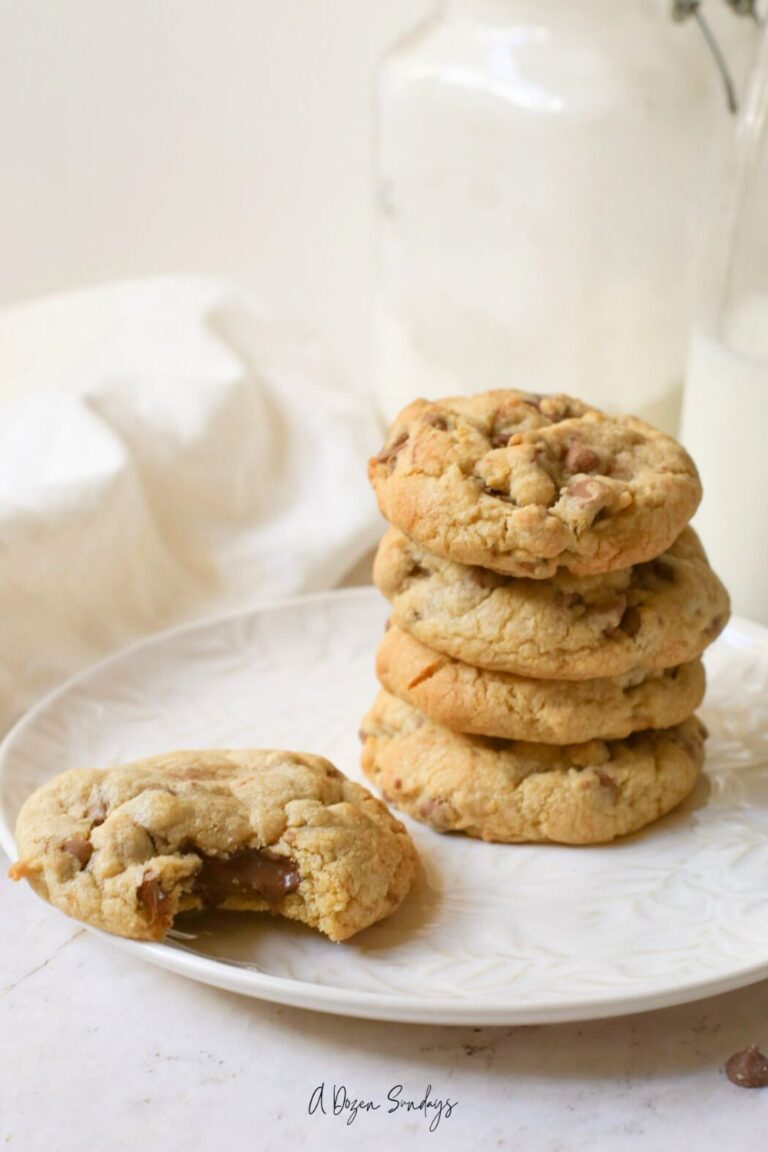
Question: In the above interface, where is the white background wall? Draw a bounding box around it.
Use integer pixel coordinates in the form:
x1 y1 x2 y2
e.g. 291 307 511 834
0 0 433 389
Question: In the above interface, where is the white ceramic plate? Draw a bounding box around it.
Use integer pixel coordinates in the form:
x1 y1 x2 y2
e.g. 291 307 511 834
2 588 768 1025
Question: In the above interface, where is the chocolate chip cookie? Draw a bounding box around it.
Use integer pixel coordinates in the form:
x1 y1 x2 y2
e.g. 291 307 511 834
369 391 702 578
9 749 419 942
377 625 705 744
360 691 705 844
374 526 729 680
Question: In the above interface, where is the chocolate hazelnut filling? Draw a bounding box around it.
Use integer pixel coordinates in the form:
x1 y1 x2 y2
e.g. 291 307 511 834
194 847 300 907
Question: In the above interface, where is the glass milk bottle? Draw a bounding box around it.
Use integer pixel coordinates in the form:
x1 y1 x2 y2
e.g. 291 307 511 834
681 24 768 624
376 0 754 430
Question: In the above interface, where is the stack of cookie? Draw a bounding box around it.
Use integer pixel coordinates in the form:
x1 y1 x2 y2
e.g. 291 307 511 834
360 390 730 845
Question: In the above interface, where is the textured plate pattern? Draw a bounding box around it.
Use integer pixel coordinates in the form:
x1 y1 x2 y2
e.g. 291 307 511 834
2 589 768 1024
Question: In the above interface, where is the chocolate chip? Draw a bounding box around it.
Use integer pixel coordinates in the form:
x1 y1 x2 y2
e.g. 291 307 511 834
567 476 606 501
620 606 642 637
358 728 368 744
423 412 449 431
595 769 619 798
726 1046 768 1088
62 836 93 868
490 432 511 449
384 616 392 631
375 432 409 466
565 442 601 474
480 482 514 503
137 873 171 932
194 847 300 906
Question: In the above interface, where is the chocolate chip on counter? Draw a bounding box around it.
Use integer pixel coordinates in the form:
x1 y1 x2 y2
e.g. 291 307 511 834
726 1046 768 1088
62 836 93 868
565 442 601 474
375 432 409 466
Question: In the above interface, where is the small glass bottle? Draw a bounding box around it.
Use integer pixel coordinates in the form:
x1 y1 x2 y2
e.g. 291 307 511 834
681 24 768 623
375 0 754 430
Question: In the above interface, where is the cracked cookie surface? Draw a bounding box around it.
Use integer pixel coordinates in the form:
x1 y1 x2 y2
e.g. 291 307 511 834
369 391 702 578
377 626 706 744
9 749 419 942
360 691 705 845
374 526 729 680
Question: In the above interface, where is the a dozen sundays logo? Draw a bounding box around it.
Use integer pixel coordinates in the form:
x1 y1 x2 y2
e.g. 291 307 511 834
308 1082 458 1133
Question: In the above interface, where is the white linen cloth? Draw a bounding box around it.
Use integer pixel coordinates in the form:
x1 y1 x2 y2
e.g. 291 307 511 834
0 278 383 734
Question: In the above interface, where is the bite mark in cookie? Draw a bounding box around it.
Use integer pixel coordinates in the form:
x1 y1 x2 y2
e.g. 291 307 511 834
9 749 419 942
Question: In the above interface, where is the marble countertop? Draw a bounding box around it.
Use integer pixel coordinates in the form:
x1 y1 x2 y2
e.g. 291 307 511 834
2 851 766 1151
